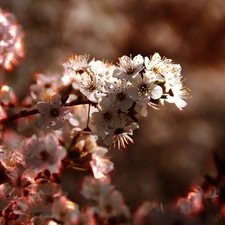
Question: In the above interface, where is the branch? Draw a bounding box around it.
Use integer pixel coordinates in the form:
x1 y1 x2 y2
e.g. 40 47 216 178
0 109 39 124
0 98 96 125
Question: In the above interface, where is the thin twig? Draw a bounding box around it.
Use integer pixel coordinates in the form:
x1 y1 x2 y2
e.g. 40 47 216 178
0 98 94 125
0 109 39 124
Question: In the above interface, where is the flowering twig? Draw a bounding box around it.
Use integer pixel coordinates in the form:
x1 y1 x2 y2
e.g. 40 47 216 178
0 108 39 124
0 98 95 125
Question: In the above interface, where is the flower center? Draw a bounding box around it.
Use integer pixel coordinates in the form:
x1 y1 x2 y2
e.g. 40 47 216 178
44 83 52 88
38 150 50 161
126 66 135 74
102 112 112 121
116 92 126 101
88 83 97 91
138 83 150 96
152 66 160 74
50 108 59 117
114 127 124 135
120 57 135 74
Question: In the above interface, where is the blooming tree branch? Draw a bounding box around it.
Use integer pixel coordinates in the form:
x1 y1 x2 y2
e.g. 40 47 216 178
6 7 225 225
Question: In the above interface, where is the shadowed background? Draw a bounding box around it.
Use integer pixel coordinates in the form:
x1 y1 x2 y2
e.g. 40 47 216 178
1 0 225 211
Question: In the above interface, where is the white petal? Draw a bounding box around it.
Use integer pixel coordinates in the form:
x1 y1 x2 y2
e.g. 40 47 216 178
119 98 133 112
51 119 65 130
175 97 187 110
140 104 148 117
37 102 50 115
51 94 61 108
127 87 139 100
38 114 49 127
151 85 163 99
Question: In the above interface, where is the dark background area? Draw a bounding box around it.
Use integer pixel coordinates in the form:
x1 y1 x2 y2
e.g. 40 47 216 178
1 0 225 211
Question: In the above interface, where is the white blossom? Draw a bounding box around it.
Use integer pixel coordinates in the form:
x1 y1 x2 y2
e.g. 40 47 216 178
113 54 144 80
128 73 163 105
37 93 73 130
22 134 66 174
104 119 139 149
90 147 114 179
51 196 79 225
102 79 134 112
79 72 106 103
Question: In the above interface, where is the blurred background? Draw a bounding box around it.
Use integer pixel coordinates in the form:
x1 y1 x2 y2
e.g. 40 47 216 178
1 0 225 211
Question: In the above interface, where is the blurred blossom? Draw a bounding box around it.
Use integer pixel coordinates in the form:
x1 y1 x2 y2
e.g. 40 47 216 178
81 176 113 200
176 187 203 215
0 105 6 119
51 195 79 225
0 142 23 180
30 73 62 103
31 215 48 225
0 8 24 70
37 94 73 130
97 189 130 219
62 54 90 87
47 221 57 225
133 202 160 225
73 130 98 157
0 85 17 105
69 105 89 128
90 147 114 179
32 181 62 200
0 182 12 199
78 207 96 225
22 134 66 174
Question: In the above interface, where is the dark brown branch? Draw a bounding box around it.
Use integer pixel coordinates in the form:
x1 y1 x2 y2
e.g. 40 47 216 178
0 98 95 125
0 109 39 124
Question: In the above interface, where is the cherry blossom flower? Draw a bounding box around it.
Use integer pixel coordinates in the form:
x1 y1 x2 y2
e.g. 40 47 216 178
113 54 144 80
0 142 23 180
63 54 90 74
77 207 96 225
176 187 203 215
128 73 163 105
81 176 113 201
144 53 189 110
70 128 98 156
145 53 181 79
91 108 129 140
37 94 72 130
104 119 139 149
102 79 134 112
90 147 114 179
0 85 17 105
51 196 79 225
133 202 160 225
79 71 106 103
98 190 130 219
30 73 62 102
164 81 189 110
0 8 24 70
62 54 89 88
88 59 109 77
22 134 66 174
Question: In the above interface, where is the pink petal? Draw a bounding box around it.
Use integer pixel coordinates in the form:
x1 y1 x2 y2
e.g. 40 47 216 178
51 94 61 108
37 102 50 115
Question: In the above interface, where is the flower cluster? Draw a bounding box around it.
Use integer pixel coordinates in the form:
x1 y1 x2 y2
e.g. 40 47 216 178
61 53 189 149
0 10 197 224
0 8 24 70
